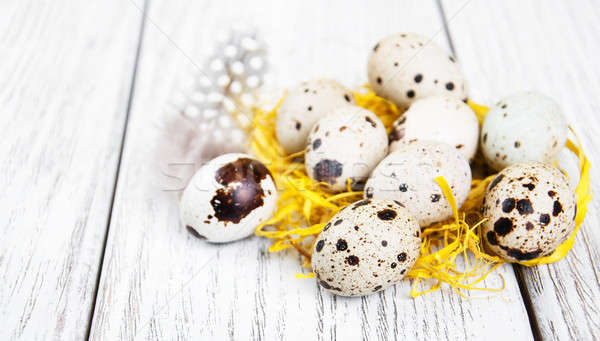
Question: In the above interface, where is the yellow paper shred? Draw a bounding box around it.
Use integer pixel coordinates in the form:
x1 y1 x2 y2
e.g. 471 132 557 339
407 176 505 298
467 99 490 124
251 87 592 297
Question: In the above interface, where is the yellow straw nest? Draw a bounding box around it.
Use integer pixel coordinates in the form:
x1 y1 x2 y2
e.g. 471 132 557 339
251 87 592 297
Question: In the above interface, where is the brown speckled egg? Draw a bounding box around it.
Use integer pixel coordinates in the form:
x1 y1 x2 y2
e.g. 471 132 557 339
305 106 388 192
275 79 355 154
180 153 277 243
368 33 468 109
482 162 576 261
364 140 472 227
311 199 421 296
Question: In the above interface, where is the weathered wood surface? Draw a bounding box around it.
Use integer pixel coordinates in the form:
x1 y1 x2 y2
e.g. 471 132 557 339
89 0 532 340
441 0 600 340
0 0 143 340
3 0 600 340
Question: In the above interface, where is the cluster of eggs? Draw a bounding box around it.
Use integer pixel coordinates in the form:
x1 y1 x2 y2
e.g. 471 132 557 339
179 32 577 297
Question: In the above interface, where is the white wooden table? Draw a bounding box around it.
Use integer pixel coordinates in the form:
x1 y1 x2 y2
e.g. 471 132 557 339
1 0 599 340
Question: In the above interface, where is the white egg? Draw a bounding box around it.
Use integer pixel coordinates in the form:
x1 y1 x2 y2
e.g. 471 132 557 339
276 79 356 154
364 141 471 226
481 91 568 171
368 33 468 109
305 106 388 192
180 153 277 243
389 96 479 160
482 162 576 262
312 199 421 296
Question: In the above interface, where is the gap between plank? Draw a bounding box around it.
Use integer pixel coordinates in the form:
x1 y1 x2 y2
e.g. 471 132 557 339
84 0 150 339
435 0 457 56
514 266 544 341
434 1 542 340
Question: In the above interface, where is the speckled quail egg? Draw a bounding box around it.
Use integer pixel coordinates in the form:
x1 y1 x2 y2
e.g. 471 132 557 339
368 33 468 109
305 106 388 192
481 91 568 171
481 162 576 262
389 96 479 160
364 141 471 226
312 199 421 296
180 153 277 243
276 79 356 154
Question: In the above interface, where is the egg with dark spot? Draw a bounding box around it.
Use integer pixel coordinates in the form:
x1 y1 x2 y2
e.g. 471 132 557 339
481 162 576 261
180 153 277 243
306 106 388 192
275 79 356 154
481 92 568 171
312 199 420 296
367 33 468 109
364 141 472 226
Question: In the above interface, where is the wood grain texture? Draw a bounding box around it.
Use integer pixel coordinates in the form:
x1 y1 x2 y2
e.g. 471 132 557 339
441 0 600 340
0 1 143 340
89 0 533 340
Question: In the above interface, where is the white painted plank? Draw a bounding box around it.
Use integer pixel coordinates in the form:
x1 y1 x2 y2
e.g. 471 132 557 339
441 0 600 339
90 0 532 340
0 1 143 340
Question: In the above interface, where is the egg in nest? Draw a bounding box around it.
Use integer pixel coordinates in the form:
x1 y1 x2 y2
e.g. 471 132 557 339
311 199 421 296
389 96 479 160
481 91 568 171
275 78 355 154
364 140 471 226
368 33 468 109
482 162 576 261
305 105 388 192
180 153 277 243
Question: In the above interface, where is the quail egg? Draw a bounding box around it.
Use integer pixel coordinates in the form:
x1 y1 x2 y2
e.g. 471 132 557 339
481 91 568 171
276 79 355 154
305 105 388 192
312 199 421 296
482 162 576 261
180 153 277 243
389 96 479 160
368 33 468 109
364 140 471 226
